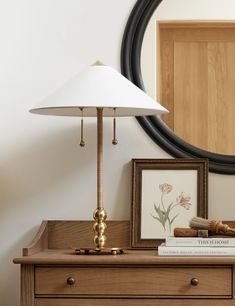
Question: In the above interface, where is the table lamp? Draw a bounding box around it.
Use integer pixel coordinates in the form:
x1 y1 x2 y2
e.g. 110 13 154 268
30 61 168 254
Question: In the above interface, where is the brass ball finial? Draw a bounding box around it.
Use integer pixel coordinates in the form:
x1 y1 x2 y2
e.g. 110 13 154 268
92 60 105 66
112 139 118 145
80 140 85 147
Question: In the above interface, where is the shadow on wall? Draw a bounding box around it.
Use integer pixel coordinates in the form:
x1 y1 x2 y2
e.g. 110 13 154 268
0 119 135 306
0 123 97 213
106 161 132 219
0 225 38 306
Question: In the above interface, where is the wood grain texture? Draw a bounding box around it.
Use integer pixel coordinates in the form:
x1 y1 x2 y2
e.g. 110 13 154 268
35 266 231 297
158 21 235 155
35 299 235 306
233 264 235 297
48 220 130 249
174 41 209 149
207 41 235 153
13 249 235 265
20 220 130 256
21 265 34 306
23 221 48 256
158 21 235 28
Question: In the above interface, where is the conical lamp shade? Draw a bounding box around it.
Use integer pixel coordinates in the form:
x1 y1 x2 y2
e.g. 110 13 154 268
30 62 168 117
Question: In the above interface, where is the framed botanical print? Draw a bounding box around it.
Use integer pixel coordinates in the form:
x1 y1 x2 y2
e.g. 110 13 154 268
131 158 208 249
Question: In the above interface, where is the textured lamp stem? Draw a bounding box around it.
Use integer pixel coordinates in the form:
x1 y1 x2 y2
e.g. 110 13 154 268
93 107 107 250
97 108 103 209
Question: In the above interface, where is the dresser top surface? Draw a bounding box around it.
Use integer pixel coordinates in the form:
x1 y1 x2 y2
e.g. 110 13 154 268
13 249 235 265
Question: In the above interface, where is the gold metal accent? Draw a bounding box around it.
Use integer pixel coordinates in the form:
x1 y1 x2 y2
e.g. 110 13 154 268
93 207 107 249
67 277 76 285
74 247 124 255
92 60 105 66
191 278 199 286
80 108 85 147
112 108 118 145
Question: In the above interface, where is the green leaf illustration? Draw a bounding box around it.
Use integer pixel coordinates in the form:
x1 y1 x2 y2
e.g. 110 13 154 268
170 213 179 225
153 203 166 229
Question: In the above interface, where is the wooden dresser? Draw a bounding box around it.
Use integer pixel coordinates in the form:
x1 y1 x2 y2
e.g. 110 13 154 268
13 220 235 306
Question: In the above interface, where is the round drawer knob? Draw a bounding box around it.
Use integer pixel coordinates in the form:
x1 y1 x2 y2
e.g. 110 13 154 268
67 277 76 285
191 277 199 286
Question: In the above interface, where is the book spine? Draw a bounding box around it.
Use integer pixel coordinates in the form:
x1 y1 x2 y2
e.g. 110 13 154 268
165 237 235 247
158 246 235 256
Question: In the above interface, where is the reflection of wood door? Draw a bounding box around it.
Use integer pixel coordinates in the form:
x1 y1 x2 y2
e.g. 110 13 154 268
158 21 235 155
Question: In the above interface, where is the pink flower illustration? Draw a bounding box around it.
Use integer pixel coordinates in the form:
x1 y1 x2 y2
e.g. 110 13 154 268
159 183 173 194
176 192 191 210
152 183 192 231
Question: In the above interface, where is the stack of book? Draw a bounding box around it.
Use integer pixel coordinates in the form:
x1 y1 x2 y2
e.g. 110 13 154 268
158 236 235 256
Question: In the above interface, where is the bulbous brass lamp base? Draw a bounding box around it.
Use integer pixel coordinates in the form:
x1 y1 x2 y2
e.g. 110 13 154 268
73 207 124 255
93 207 107 249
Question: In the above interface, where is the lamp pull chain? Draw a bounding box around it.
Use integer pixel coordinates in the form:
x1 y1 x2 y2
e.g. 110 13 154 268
112 108 118 145
80 108 85 147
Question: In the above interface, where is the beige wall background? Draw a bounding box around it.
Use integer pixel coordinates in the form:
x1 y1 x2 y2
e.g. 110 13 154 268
0 1 235 305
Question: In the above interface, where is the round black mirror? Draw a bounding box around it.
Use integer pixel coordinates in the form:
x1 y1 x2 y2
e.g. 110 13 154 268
121 0 235 174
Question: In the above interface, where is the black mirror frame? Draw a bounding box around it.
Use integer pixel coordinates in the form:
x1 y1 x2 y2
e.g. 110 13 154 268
121 0 235 174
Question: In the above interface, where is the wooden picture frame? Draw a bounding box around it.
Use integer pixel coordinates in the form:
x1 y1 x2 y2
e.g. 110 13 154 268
131 158 208 249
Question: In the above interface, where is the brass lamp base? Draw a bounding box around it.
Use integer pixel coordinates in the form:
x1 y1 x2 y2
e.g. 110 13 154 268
72 206 125 256
74 247 124 255
73 109 125 256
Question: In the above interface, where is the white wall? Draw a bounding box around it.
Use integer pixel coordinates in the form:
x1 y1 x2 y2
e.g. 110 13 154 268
0 1 235 305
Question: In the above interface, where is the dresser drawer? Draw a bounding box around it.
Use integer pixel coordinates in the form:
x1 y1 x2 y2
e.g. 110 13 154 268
35 265 232 298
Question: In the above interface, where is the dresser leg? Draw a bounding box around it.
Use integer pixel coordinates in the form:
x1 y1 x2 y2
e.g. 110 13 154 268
21 265 34 306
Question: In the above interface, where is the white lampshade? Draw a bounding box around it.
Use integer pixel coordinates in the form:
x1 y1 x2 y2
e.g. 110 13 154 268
30 62 168 117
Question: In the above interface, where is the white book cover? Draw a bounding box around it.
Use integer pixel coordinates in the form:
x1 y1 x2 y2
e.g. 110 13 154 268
165 236 235 247
158 243 235 256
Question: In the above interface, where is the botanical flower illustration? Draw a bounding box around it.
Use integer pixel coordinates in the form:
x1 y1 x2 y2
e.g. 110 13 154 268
176 192 191 210
159 183 172 194
151 183 191 232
